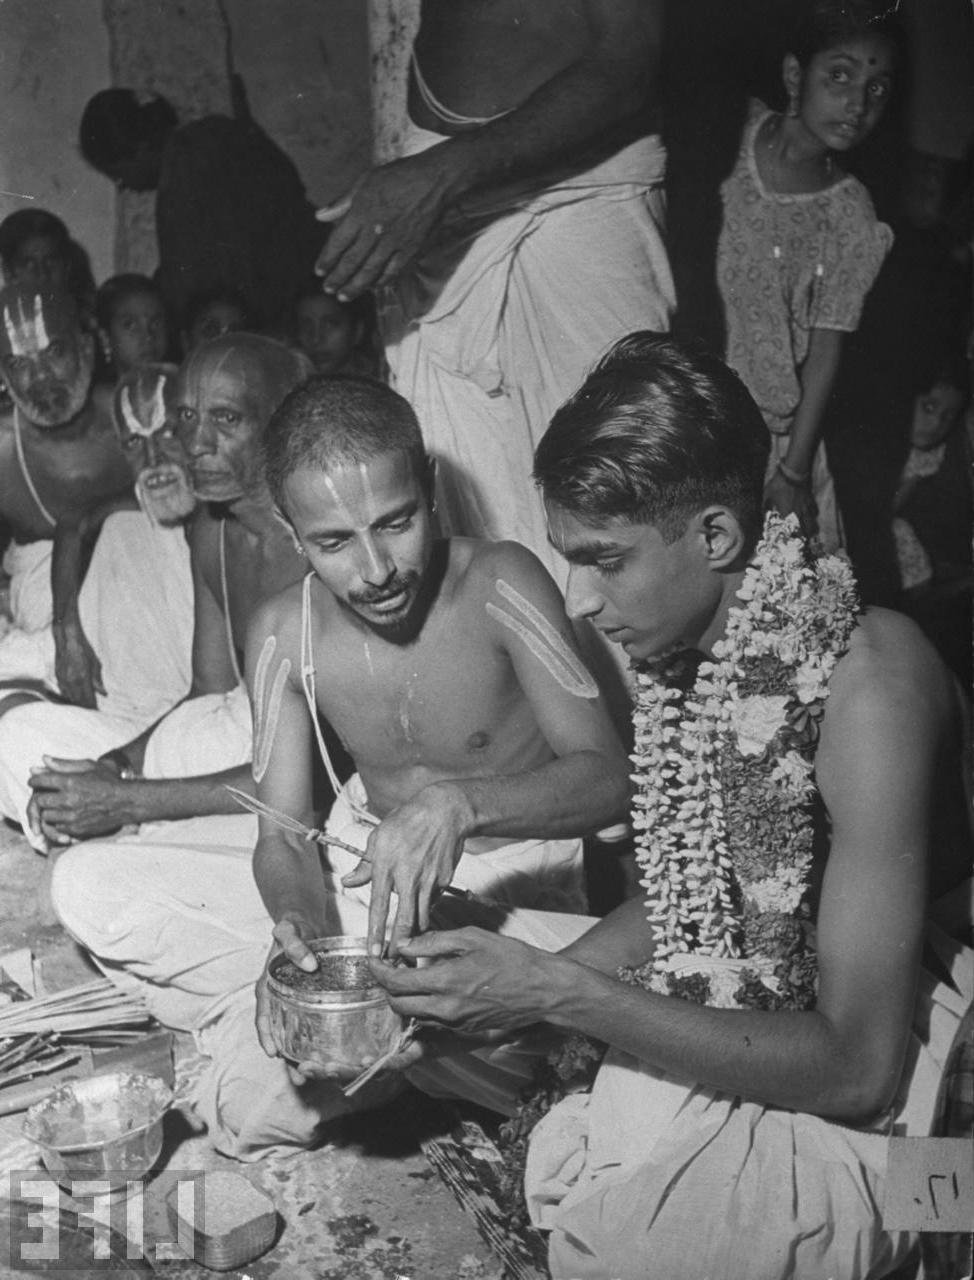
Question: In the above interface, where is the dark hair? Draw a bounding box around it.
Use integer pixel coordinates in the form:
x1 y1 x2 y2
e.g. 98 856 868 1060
79 89 178 174
95 273 164 331
534 332 770 546
263 374 427 512
0 209 96 310
182 285 252 336
790 0 903 68
290 277 374 328
0 209 70 273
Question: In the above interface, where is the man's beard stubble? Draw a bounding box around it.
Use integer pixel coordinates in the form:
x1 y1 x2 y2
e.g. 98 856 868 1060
136 465 197 525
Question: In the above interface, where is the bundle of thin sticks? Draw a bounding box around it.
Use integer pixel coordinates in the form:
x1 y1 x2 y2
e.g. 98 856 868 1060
0 1035 81 1089
0 978 149 1041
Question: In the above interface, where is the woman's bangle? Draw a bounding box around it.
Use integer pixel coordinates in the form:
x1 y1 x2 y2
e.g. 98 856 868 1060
776 459 811 487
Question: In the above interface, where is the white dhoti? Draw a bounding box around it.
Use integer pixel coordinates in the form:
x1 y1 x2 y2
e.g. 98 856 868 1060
2 539 56 636
383 131 675 587
520 930 972 1280
0 512 193 839
49 771 585 1159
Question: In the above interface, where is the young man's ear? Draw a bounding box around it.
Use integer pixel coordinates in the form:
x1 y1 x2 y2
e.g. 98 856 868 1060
698 506 747 570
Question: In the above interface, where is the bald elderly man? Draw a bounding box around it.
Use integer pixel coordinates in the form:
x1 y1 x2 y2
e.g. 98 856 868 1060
26 333 311 848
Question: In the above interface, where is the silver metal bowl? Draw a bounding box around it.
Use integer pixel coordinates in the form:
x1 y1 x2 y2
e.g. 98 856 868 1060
266 936 403 1075
23 1071 172 1190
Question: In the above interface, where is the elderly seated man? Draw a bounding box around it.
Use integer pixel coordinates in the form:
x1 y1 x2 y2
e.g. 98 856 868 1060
370 335 973 1280
0 282 186 695
51 374 631 1160
24 333 312 858
0 292 195 837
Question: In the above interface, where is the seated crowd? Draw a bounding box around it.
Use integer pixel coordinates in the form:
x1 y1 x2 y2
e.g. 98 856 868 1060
0 1 970 1277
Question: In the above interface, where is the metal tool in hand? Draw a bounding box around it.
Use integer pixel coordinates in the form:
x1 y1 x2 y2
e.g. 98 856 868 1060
224 786 370 861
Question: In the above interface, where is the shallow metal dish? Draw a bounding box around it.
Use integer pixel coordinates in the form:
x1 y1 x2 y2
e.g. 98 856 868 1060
23 1070 172 1190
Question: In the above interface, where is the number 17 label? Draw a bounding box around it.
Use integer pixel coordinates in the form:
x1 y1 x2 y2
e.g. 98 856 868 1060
884 1137 974 1233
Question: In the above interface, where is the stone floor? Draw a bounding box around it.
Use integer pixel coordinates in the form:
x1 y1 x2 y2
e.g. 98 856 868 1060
0 819 508 1278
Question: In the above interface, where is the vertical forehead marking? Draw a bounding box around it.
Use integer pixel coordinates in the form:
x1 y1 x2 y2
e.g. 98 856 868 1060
3 306 20 355
322 473 354 524
3 296 51 358
149 374 167 432
251 634 292 783
32 294 49 348
358 460 379 523
120 375 168 438
486 578 599 698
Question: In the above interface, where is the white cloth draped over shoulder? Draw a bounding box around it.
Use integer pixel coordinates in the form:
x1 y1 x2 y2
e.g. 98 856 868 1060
0 512 194 840
381 125 675 584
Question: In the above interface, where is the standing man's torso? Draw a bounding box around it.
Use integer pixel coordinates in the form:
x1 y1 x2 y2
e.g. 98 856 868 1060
411 0 597 131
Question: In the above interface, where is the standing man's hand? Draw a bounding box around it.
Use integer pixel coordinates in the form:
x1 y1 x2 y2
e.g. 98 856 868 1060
764 469 819 541
53 620 105 709
315 149 460 301
340 783 470 959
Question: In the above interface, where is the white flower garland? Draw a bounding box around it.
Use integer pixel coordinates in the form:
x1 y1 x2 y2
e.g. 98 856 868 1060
630 512 860 1009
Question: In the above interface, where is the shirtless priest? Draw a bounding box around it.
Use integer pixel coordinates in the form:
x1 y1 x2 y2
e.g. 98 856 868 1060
0 281 158 705
52 373 629 1159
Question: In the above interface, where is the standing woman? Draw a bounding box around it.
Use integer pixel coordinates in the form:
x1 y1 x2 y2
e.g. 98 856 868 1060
717 0 899 551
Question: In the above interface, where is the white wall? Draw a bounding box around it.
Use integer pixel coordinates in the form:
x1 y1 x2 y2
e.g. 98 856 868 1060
0 0 115 283
0 0 372 284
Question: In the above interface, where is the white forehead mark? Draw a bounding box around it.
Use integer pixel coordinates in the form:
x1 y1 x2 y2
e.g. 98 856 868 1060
3 295 50 357
33 295 48 347
120 375 167 438
251 635 292 782
358 461 380 524
486 578 599 699
322 473 354 525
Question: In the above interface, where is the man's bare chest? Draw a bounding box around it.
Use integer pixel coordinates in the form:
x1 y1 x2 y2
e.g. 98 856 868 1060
0 432 122 536
319 630 519 769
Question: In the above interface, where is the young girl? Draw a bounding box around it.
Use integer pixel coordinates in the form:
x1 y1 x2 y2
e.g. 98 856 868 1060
180 286 251 356
95 273 170 381
717 0 898 551
290 280 379 378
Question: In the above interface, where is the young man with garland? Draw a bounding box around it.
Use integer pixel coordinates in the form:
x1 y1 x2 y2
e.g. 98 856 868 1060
375 333 973 1280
